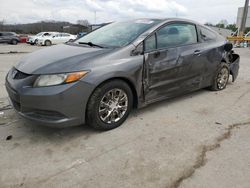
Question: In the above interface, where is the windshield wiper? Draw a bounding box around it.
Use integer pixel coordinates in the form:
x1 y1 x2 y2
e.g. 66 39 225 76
78 42 105 48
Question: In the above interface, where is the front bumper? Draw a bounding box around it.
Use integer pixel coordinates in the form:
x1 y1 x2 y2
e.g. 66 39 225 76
37 40 44 45
5 69 95 128
229 53 240 82
27 38 34 44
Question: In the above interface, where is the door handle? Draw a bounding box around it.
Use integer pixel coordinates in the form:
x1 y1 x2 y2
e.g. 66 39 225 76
193 50 201 56
153 51 161 58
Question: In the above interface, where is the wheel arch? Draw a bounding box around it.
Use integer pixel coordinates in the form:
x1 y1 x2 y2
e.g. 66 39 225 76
221 57 234 81
89 77 139 109
44 39 52 46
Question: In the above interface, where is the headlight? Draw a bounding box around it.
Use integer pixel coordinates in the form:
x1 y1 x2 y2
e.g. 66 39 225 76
33 71 88 87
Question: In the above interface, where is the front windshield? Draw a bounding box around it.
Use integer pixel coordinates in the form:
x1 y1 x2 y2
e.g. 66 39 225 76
36 32 43 36
75 19 161 47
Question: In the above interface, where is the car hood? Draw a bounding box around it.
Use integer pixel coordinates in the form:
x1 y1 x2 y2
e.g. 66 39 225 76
15 44 113 74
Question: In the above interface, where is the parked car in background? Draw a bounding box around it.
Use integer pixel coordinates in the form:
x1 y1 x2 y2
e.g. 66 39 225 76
0 32 20 45
18 34 29 43
77 32 87 38
37 33 77 46
27 32 58 45
5 18 240 130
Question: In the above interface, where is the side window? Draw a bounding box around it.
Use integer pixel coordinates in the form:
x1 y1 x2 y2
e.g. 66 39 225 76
3 33 11 36
62 34 70 37
200 27 217 41
157 23 198 49
144 34 156 52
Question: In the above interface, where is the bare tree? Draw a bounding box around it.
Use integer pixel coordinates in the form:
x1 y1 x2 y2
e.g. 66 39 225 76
0 19 5 30
77 19 90 27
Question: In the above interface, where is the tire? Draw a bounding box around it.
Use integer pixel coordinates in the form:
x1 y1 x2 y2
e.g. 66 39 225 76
45 40 52 46
11 40 18 45
210 62 230 91
87 80 133 130
34 39 38 45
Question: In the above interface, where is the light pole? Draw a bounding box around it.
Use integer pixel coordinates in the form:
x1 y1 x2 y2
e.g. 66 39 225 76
91 0 97 24
94 10 96 24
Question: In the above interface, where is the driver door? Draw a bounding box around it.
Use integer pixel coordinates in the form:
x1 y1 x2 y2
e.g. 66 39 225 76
143 22 206 102
53 34 62 44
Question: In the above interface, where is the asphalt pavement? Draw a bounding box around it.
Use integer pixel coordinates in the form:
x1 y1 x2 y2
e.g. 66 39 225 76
0 44 249 188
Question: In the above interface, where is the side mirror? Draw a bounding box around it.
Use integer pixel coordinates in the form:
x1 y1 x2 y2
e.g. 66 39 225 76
131 43 143 56
224 43 233 52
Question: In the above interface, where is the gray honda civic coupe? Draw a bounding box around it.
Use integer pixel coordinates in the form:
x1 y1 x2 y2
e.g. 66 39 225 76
5 18 240 130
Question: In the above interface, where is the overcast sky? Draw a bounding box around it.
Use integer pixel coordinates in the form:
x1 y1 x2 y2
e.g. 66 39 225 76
0 0 246 24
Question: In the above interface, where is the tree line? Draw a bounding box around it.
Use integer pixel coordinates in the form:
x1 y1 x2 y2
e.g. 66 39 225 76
0 20 90 34
205 20 250 33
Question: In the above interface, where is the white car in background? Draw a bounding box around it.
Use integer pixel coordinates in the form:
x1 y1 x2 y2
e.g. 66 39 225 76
27 32 58 45
37 33 77 46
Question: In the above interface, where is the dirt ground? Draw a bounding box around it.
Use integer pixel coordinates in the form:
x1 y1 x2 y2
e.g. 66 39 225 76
0 44 249 188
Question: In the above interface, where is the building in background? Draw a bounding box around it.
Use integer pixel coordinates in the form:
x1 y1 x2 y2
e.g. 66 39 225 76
62 24 89 34
90 23 111 31
236 6 250 27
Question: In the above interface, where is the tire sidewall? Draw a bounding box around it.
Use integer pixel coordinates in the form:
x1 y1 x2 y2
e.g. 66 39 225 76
12 40 17 45
45 40 51 46
87 80 133 130
213 63 230 90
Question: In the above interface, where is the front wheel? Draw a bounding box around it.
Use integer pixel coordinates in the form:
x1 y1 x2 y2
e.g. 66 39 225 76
45 40 52 46
210 62 230 91
11 40 18 45
86 80 133 130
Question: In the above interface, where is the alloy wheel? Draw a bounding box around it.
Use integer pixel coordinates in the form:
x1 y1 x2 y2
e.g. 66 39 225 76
98 88 128 124
217 67 229 89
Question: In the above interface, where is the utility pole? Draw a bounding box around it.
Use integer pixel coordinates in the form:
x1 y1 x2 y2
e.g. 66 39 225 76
239 0 249 36
94 10 96 24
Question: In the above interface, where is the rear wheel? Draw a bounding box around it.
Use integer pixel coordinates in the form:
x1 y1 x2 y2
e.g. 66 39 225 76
45 40 52 46
210 62 230 91
11 40 18 45
87 80 133 130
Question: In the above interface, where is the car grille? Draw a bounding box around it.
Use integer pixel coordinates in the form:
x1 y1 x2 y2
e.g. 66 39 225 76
30 110 68 121
13 69 30 79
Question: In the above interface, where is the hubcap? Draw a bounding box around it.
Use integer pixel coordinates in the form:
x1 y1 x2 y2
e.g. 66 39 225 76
99 88 128 124
217 67 229 89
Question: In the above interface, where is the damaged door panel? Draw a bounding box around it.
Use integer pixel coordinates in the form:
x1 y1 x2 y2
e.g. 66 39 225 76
143 22 207 103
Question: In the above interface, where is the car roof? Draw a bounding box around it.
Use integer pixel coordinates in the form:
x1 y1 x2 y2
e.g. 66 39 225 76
43 31 58 33
0 31 16 34
137 18 202 24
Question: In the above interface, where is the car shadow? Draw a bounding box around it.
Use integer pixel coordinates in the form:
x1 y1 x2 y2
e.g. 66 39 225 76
131 88 208 116
13 88 210 143
1 87 218 146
